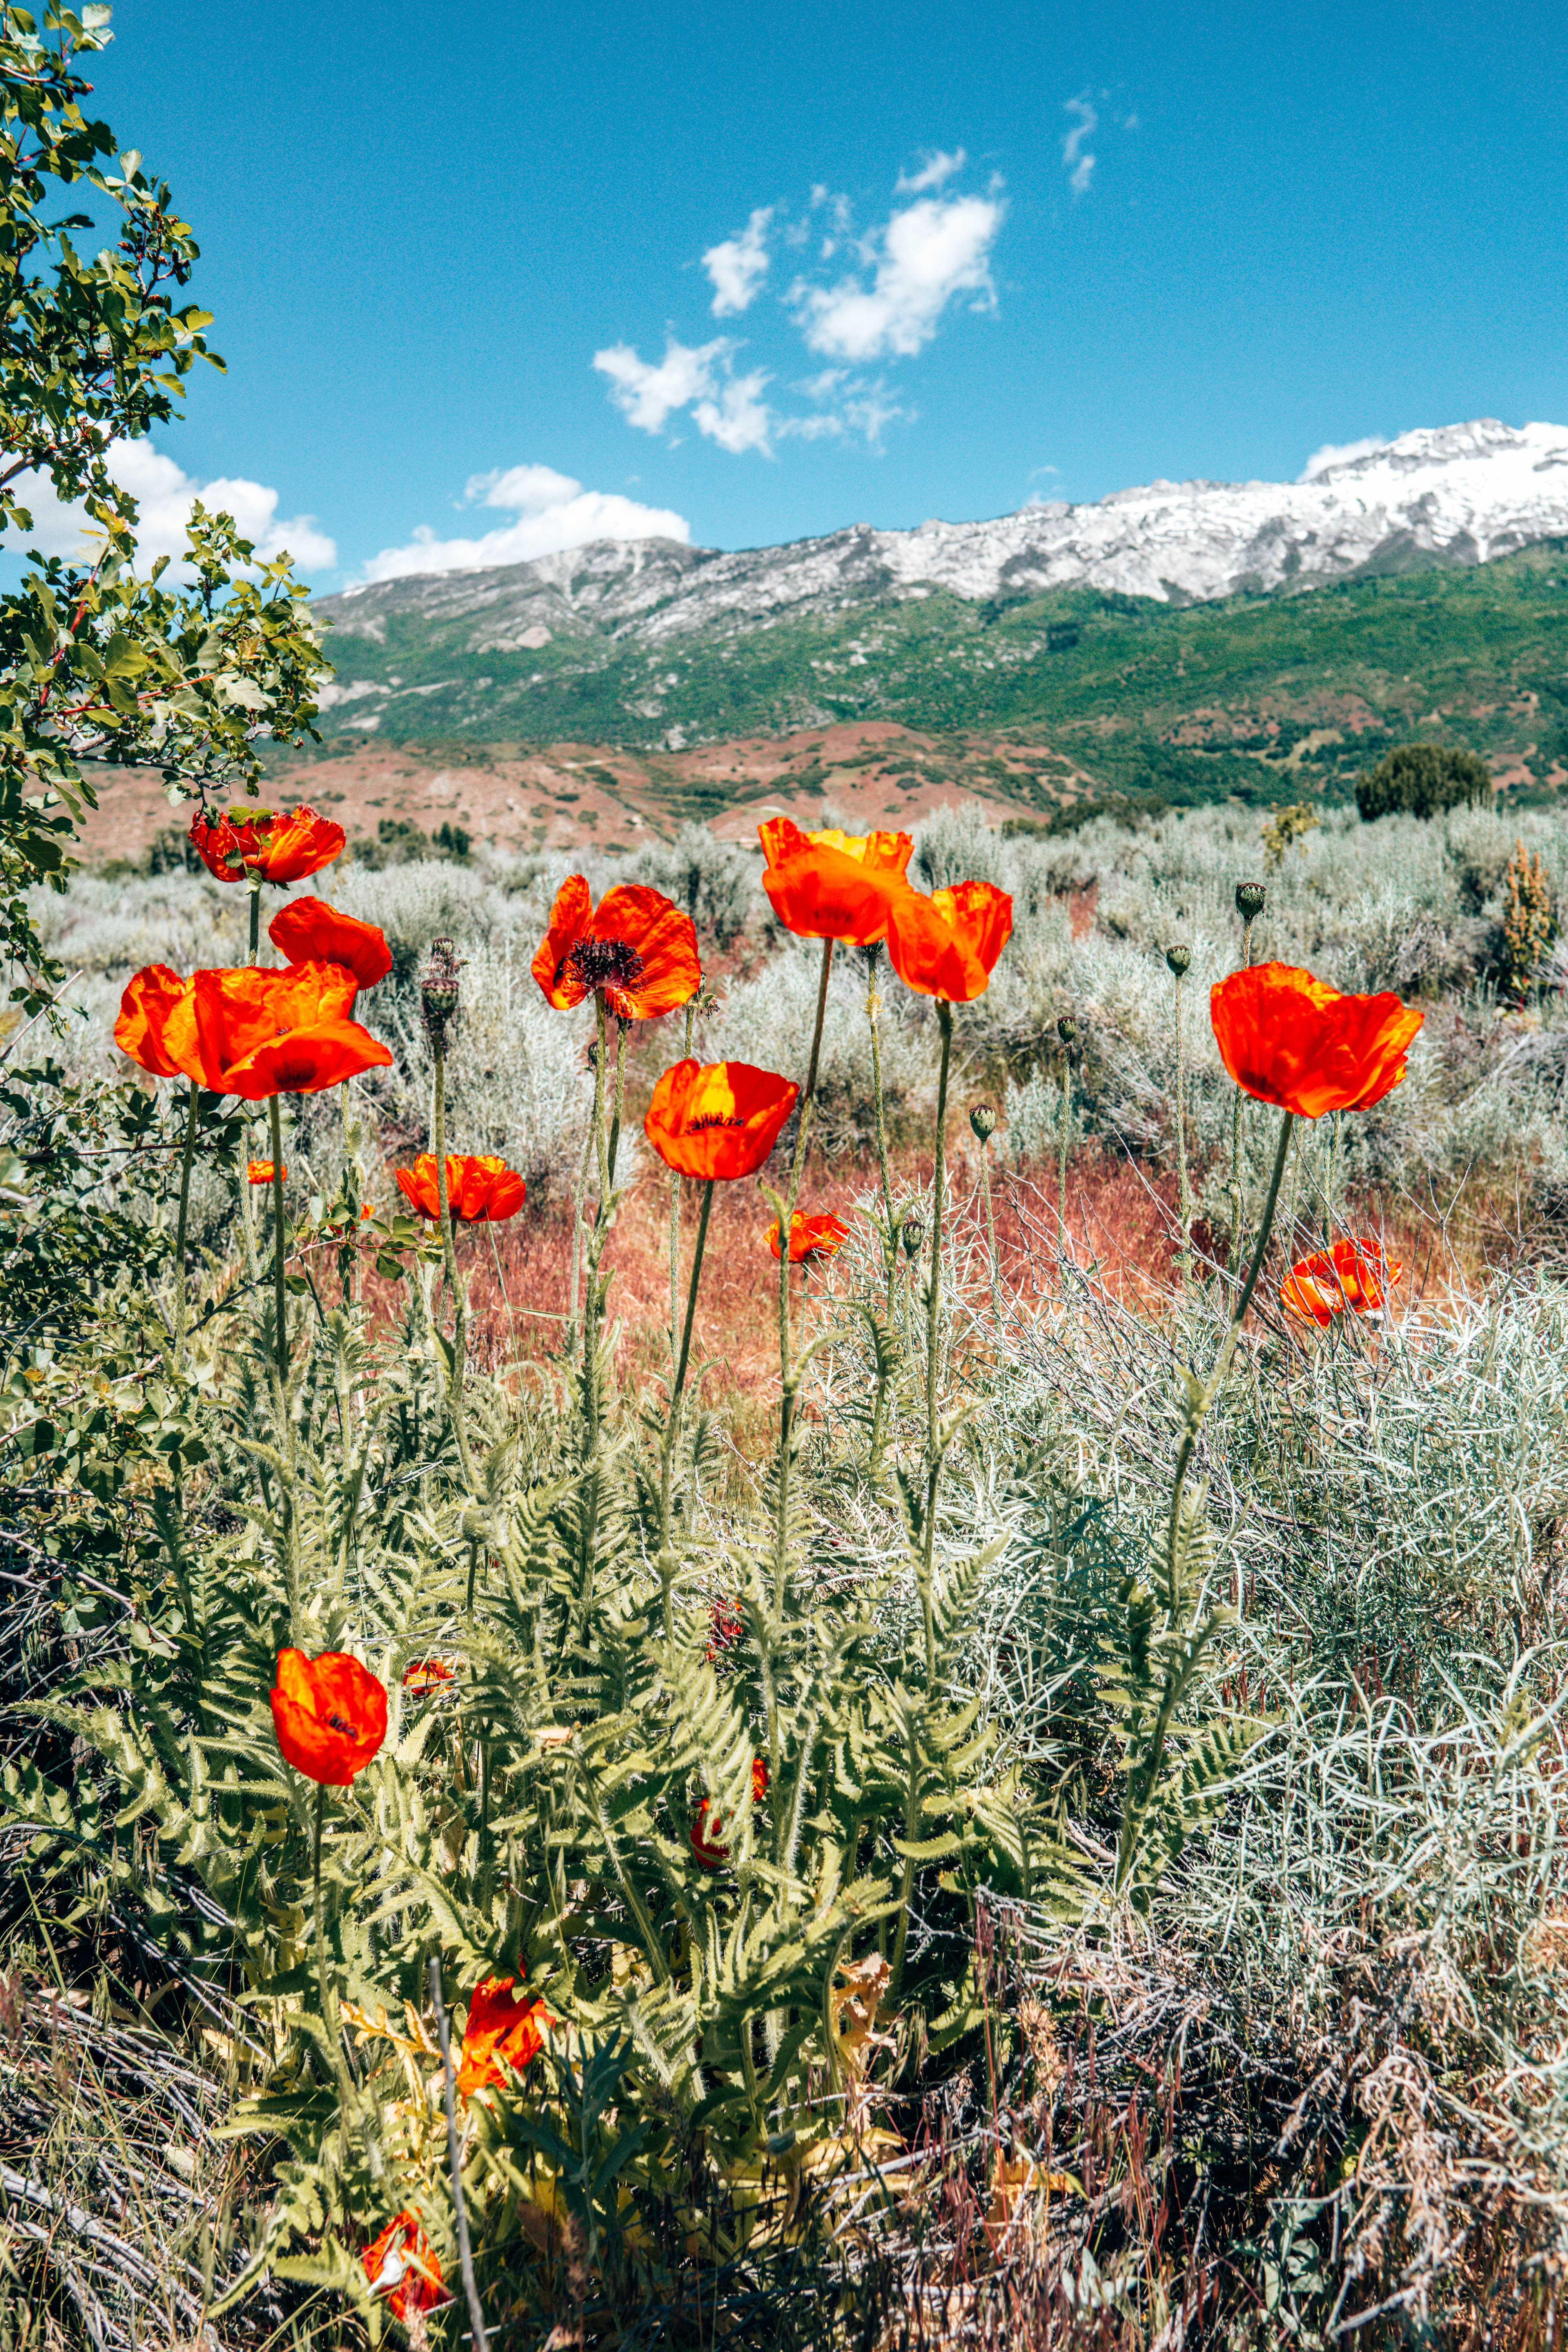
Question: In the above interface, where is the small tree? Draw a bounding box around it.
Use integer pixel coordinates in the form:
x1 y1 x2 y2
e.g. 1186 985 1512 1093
1356 742 1493 822
0 3 328 1001
1500 838 1555 1002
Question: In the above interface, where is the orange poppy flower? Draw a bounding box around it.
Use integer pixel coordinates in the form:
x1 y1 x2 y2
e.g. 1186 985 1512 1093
1210 964 1424 1118
395 1152 526 1223
247 1160 285 1185
644 1059 798 1181
363 2210 446 2321
751 1755 769 1803
705 1595 743 1662
758 816 914 945
189 803 346 886
532 874 700 1020
1280 1237 1404 1326
886 880 1014 1002
114 963 191 1080
767 1210 851 1263
690 1799 731 1869
456 1975 554 2094
269 1648 388 1785
402 1657 456 1692
268 896 392 989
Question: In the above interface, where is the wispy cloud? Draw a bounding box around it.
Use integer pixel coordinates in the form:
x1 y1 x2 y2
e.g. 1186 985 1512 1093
594 336 778 455
9 439 336 573
702 206 773 317
1299 435 1389 482
896 147 966 194
789 190 1004 361
357 465 688 584
1062 94 1098 196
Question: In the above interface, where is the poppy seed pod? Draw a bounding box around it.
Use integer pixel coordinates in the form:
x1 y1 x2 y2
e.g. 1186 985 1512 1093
1165 943 1192 978
970 1102 996 1143
421 937 461 1051
1235 881 1267 922
1057 1014 1078 1046
901 1212 925 1259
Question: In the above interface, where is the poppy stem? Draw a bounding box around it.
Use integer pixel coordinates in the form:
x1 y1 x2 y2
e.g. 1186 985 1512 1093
606 1014 627 1186
311 1781 350 2153
269 1095 288 1388
926 1003 953 1469
430 1956 492 2352
247 882 261 966
660 1178 714 1580
1174 970 1191 1281
1227 915 1256 1282
866 948 897 1318
673 1178 714 1408
432 1042 478 1494
774 939 834 1600
1057 1048 1072 1248
978 1132 1002 1332
173 1083 198 1360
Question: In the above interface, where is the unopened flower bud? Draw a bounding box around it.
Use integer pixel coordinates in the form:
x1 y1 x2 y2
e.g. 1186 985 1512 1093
901 1213 925 1259
1235 881 1267 922
421 936 462 1050
1057 1014 1078 1046
969 1102 996 1143
1165 942 1192 978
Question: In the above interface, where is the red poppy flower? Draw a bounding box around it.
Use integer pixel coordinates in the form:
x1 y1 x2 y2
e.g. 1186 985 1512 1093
532 875 700 1020
189 803 346 885
767 1210 851 1263
1280 1237 1404 1326
705 1596 743 1663
402 1657 456 1692
395 1153 526 1223
247 1160 285 1185
690 1800 730 1869
758 817 914 946
1210 964 1424 1119
270 1648 388 1785
114 964 193 1080
363 2210 446 2321
185 964 392 1100
751 1756 769 1803
268 897 392 989
644 1060 798 1180
886 881 1014 1002
456 1975 554 2094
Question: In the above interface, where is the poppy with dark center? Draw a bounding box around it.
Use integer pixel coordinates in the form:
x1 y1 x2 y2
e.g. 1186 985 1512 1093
269 897 392 989
1210 964 1424 1118
114 962 392 1099
886 880 1014 1002
363 2210 446 2321
456 1975 554 2094
758 816 914 946
1281 1237 1404 1326
767 1210 851 1264
644 1059 798 1181
532 874 700 1020
189 804 346 886
247 1160 285 1185
270 1648 388 1784
395 1152 526 1224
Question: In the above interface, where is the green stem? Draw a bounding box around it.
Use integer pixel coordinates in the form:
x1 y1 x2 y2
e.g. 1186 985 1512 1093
673 1179 715 1407
432 1046 478 1493
1057 1054 1072 1245
312 1782 351 2158
774 938 834 1608
269 1095 288 1389
1227 916 1255 1282
606 1015 627 1187
866 950 896 1314
659 1179 715 1577
926 1003 953 1468
979 1139 1001 1332
1174 973 1191 1279
247 884 261 965
173 1083 198 1359
582 1000 610 1452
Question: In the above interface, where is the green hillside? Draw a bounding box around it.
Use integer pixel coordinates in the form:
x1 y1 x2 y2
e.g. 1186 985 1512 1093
308 542 1568 813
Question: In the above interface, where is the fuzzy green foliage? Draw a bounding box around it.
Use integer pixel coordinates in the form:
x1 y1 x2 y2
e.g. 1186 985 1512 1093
1355 739 1494 820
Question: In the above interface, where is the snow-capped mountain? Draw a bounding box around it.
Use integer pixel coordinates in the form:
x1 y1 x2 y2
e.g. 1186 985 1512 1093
325 419 1568 657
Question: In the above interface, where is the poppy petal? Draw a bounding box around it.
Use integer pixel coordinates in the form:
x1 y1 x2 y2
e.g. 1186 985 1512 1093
269 897 392 989
644 1059 798 1180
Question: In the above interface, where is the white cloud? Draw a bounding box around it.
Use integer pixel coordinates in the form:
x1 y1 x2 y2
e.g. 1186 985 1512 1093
9 437 337 572
896 147 966 194
692 368 775 454
593 336 730 434
1063 95 1098 196
789 191 1005 361
703 206 773 316
1299 435 1389 482
358 468 690 584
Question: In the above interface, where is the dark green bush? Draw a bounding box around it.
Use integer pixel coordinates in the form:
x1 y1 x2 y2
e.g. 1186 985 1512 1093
1356 742 1493 820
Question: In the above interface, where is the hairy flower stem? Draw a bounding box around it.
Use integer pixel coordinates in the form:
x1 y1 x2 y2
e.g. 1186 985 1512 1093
247 884 261 965
659 1178 715 1586
567 1122 591 1357
668 1004 695 1388
979 1138 1002 1332
173 1084 198 1359
581 998 612 1454
269 1096 289 1390
1057 1058 1072 1246
773 938 834 1608
431 1045 478 1495
430 1956 492 2352
1227 914 1256 1282
866 948 896 1311
606 1016 627 1185
925 1003 953 1470
1115 1106 1294 1903
312 1784 353 2162
1174 972 1191 1282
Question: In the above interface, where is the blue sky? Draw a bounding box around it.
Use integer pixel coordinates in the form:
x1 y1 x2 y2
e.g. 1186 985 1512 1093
62 0 1568 588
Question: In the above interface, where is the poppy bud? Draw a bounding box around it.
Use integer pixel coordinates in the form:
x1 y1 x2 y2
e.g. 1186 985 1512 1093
421 936 462 1050
1165 943 1192 978
1057 1014 1078 1046
1235 881 1267 922
969 1102 996 1143
901 1212 925 1259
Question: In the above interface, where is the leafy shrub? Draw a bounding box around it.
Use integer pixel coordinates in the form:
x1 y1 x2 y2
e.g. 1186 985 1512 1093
1355 740 1493 820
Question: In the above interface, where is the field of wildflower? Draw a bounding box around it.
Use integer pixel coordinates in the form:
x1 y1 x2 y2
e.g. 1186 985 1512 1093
4 780 1568 2352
